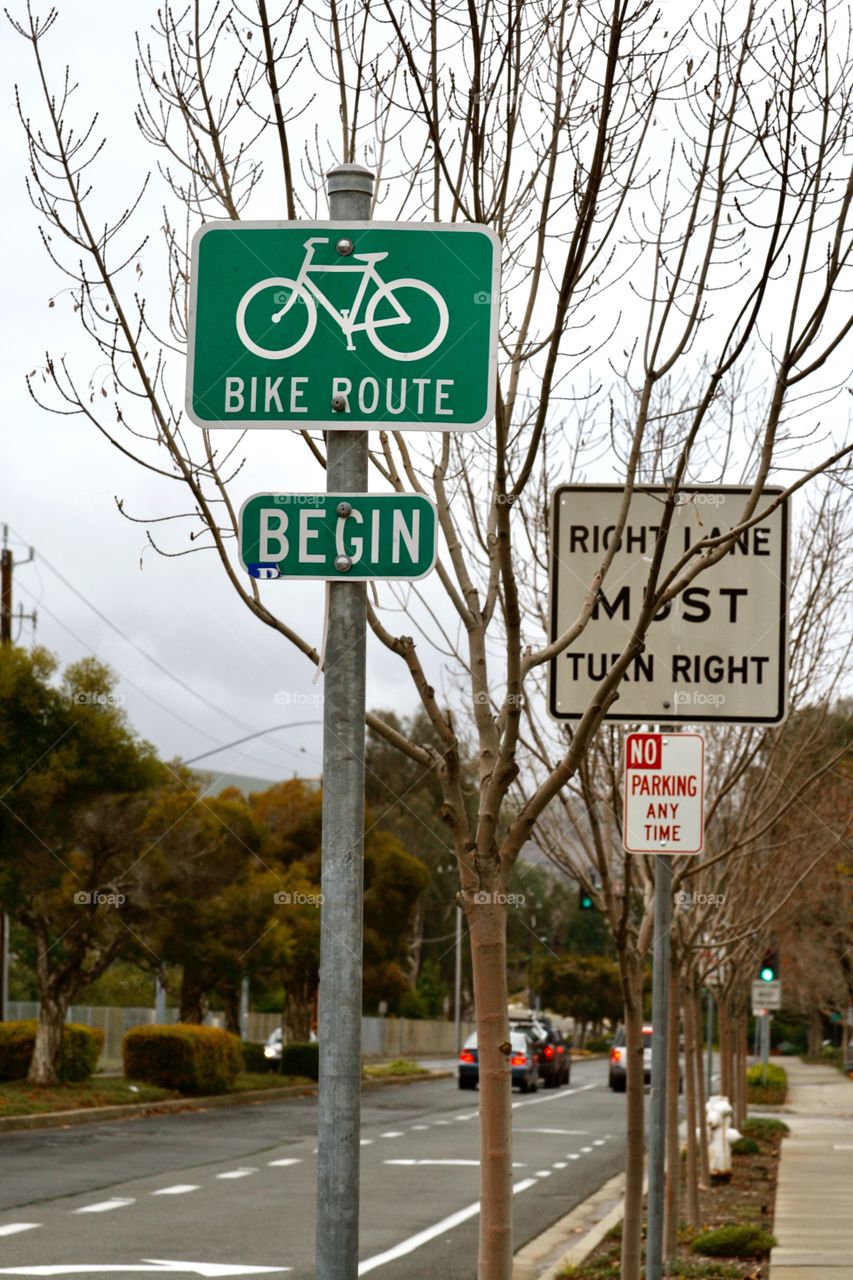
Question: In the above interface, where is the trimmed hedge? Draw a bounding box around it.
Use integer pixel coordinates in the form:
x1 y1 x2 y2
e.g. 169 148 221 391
242 1040 277 1073
0 1020 104 1083
280 1042 319 1081
123 1025 243 1095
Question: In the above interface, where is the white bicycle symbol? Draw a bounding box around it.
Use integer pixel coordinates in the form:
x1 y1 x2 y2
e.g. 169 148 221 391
236 236 450 362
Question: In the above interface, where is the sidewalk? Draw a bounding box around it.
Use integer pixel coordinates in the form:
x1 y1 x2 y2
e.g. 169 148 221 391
769 1057 853 1280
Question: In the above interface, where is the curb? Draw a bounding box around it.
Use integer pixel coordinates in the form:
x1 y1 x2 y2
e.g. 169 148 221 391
513 1171 646 1280
0 1069 450 1133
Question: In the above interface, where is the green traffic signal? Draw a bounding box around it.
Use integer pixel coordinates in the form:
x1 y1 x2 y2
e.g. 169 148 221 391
760 965 775 982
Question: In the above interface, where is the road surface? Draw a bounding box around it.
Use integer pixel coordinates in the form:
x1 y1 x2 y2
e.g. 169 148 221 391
0 1058 627 1278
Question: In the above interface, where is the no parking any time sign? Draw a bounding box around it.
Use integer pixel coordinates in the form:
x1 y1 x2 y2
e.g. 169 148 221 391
623 732 704 855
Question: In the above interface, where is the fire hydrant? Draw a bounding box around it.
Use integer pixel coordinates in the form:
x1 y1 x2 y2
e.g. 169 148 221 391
706 1094 741 1182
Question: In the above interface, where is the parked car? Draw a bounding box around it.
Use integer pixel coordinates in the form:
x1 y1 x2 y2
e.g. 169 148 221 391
458 1029 540 1093
263 1027 317 1061
509 1016 571 1087
608 1024 681 1091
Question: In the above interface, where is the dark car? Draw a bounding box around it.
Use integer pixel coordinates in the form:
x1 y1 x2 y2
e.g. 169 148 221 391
608 1024 681 1092
510 1016 571 1088
458 1029 540 1093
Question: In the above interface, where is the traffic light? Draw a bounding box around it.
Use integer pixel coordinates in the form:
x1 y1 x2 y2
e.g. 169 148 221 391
759 944 780 982
579 887 594 911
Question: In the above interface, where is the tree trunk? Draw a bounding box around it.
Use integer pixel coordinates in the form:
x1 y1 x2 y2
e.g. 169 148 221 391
683 990 701 1225
694 989 711 1188
469 899 512 1280
179 968 209 1024
719 999 733 1100
283 986 313 1043
620 949 646 1280
735 1012 749 1129
223 987 241 1037
663 956 680 1263
808 1008 823 1057
27 991 68 1084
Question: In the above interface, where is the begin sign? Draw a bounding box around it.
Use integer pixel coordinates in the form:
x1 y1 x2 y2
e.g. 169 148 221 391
623 732 704 855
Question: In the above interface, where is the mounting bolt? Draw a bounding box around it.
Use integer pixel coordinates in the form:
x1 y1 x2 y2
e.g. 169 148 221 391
334 555 353 573
336 238 354 256
336 501 353 518
331 394 347 413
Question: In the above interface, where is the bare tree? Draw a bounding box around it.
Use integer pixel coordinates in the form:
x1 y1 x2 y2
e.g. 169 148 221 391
10 2 853 1275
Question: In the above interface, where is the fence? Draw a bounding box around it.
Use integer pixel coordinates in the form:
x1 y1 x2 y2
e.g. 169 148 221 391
6 1003 474 1068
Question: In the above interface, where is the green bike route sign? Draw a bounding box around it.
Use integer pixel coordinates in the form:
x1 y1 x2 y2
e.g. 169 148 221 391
187 221 501 432
239 493 438 581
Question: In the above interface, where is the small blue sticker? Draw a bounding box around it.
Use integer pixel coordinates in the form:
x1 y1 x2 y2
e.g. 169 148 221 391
247 563 281 580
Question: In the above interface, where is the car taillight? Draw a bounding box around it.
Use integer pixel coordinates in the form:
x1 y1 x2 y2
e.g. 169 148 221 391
459 1050 476 1063
557 1045 565 1054
610 1047 623 1063
543 1045 554 1059
510 1053 527 1066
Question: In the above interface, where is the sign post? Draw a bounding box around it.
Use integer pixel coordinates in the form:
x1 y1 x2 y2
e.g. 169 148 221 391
315 163 373 1280
622 732 704 1280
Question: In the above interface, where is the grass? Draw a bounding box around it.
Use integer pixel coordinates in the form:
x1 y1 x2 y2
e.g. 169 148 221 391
0 1072 318 1116
362 1058 426 1078
0 1077 176 1116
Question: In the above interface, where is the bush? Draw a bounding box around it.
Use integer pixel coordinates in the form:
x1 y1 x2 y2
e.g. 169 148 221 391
731 1136 760 1155
742 1116 789 1140
279 1041 319 1080
691 1225 776 1258
746 1062 787 1104
122 1025 243 1095
0 1020 104 1083
585 1037 611 1053
242 1041 277 1073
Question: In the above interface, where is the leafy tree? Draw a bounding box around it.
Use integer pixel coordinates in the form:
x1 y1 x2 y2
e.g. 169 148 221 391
0 646 162 1082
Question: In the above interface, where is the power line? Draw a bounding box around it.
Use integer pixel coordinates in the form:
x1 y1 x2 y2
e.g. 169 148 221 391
12 530 257 738
184 720 323 765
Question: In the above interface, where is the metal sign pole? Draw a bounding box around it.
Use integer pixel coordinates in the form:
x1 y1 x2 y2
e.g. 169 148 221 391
315 162 374 1280
645 853 672 1280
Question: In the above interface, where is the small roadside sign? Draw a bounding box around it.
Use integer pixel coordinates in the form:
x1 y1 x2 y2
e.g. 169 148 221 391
752 979 782 1012
623 732 704 854
187 221 500 431
239 493 437 581
548 486 789 724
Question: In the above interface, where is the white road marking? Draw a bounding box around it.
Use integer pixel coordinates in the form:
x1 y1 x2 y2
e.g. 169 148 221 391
593 1139 605 1146
357 1178 537 1274
151 1186 199 1196
410 1124 429 1131
0 1226 40 1238
512 1083 596 1111
380 1131 403 1138
516 1128 589 1136
384 1159 525 1168
266 1159 302 1168
215 1169 257 1180
0 1265 288 1276
534 1170 551 1178
432 1119 451 1125
360 1140 374 1146
552 1162 567 1169
72 1200 135 1214
454 1114 475 1121
568 1154 581 1160
580 1146 593 1153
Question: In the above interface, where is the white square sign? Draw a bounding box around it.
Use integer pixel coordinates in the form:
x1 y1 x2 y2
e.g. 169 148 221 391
623 732 704 854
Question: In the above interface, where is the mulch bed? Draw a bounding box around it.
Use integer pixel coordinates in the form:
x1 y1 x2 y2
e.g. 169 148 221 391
563 1121 785 1279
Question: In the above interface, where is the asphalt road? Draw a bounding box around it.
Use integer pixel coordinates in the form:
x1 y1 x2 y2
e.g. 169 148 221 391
0 1057 627 1278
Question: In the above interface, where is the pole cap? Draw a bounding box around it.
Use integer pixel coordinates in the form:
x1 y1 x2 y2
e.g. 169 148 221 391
326 164 375 197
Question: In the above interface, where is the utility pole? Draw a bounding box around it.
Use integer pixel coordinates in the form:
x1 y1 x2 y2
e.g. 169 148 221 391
0 526 36 1022
315 163 374 1280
